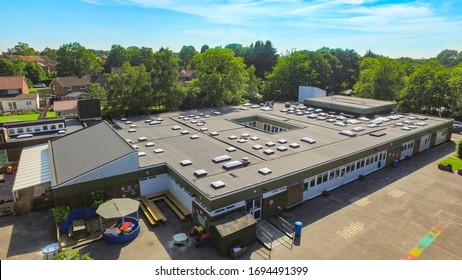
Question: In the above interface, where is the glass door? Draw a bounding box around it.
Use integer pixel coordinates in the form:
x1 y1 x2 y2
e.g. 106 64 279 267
246 195 262 220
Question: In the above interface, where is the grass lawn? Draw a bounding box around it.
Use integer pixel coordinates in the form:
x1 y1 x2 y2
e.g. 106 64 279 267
46 111 57 118
0 114 39 122
439 154 462 171
29 87 52 97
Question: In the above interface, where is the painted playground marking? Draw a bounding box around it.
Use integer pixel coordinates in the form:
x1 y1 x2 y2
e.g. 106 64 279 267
349 196 370 207
436 210 462 226
337 222 364 239
403 223 447 260
387 189 405 198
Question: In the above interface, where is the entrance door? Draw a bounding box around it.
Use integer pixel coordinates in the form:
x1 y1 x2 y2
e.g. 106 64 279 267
246 195 262 220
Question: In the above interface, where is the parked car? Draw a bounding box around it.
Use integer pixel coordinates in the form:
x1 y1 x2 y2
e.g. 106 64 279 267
33 83 46 88
453 121 462 133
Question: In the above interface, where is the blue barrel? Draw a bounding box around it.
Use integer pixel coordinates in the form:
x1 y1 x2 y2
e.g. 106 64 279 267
294 221 303 236
392 159 399 168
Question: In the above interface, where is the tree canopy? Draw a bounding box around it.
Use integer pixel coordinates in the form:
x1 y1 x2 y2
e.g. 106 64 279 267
56 42 103 76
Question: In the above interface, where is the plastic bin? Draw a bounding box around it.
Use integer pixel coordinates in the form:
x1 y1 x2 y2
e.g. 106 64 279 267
295 221 303 236
392 159 399 168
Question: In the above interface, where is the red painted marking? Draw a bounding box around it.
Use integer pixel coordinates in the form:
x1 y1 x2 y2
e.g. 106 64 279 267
403 254 417 260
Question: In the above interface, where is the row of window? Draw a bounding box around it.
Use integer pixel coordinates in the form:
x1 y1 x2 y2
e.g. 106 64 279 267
402 141 414 151
263 123 287 133
8 123 65 136
303 151 387 191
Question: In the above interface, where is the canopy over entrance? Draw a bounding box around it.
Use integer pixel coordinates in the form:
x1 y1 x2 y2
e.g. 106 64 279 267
96 198 140 219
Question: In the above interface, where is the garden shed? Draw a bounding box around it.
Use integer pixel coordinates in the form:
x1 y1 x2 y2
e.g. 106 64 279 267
210 212 256 256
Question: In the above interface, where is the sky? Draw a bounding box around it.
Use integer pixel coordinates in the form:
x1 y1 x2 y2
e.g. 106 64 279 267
0 0 461 58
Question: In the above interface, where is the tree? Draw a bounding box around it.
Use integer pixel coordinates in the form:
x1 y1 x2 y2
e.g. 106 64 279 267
40 47 58 60
24 62 46 84
457 137 462 159
179 45 198 69
105 63 152 117
53 248 92 260
56 42 103 76
225 43 247 58
188 48 248 107
244 40 278 79
354 56 406 101
448 63 462 116
0 58 24 76
263 51 316 101
200 44 209 53
88 82 107 108
325 48 360 93
243 65 261 103
7 42 37 55
106 44 129 68
129 47 155 72
151 48 184 111
436 49 459 68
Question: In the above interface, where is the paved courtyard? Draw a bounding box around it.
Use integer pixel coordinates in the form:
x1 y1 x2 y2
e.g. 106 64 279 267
0 134 461 260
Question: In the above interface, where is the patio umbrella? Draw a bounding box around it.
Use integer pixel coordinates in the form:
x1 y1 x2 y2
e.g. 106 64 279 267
96 198 140 234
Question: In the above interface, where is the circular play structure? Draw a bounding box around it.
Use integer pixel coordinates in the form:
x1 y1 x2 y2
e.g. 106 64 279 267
96 198 141 244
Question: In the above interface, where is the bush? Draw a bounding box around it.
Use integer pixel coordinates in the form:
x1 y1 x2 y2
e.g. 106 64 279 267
91 189 107 209
52 205 70 225
53 248 93 260
457 137 462 159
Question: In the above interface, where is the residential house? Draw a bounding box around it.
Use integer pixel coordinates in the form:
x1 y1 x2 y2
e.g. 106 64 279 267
50 75 108 100
178 67 194 86
4 55 57 73
0 93 40 112
0 76 29 97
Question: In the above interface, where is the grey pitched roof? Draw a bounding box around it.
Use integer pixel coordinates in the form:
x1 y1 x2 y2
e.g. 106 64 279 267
49 121 135 186
53 76 91 87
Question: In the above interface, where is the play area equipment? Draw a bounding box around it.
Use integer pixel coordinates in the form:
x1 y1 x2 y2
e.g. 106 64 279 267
96 198 141 244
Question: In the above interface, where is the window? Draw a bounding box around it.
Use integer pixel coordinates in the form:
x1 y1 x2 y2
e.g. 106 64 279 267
80 85 87 90
17 128 24 134
366 157 370 165
329 170 335 180
374 154 378 162
43 125 48 131
361 159 365 168
346 165 351 173
335 168 340 177
310 177 316 187
66 86 72 92
351 163 355 171
58 124 64 129
356 161 361 169
8 129 15 135
26 127 32 133
322 172 328 183
303 181 309 192
26 101 32 106
50 125 56 130
34 126 41 132
317 175 322 185
8 102 17 110
7 89 19 94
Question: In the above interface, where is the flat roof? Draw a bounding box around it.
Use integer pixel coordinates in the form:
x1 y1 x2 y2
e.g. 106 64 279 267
13 144 51 192
114 103 451 202
304 95 397 115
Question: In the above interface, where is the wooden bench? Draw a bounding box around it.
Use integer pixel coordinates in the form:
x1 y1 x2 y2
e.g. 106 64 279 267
140 203 156 225
164 192 191 217
141 197 167 222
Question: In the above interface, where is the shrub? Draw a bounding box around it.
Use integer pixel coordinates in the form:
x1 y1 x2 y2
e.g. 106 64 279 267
52 205 70 225
91 189 106 209
53 248 93 260
457 137 462 159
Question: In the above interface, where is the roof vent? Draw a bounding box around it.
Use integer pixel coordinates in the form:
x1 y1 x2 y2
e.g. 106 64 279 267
278 139 287 144
241 133 250 138
352 127 364 132
138 152 146 157
226 147 236 152
401 127 411 131
289 143 300 148
181 130 189 135
339 130 357 137
237 139 247 143
301 137 316 144
370 131 386 137
250 136 259 141
277 146 288 151
228 135 237 140
180 160 192 166
264 149 275 155
194 169 207 177
223 160 244 170
138 136 147 141
416 122 427 126
125 121 132 124
128 129 136 133
259 168 272 175
210 131 219 136
212 155 231 163
191 120 198 124
156 118 163 121
196 122 204 126
130 124 137 128
154 148 164 154
150 121 161 125
178 115 184 119
265 142 275 147
145 142 155 147
171 125 181 130
190 135 199 139
200 127 208 131
252 144 263 150
211 180 225 189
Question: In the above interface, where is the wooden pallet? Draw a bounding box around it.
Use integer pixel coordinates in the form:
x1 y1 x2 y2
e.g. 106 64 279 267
141 196 167 222
140 203 156 225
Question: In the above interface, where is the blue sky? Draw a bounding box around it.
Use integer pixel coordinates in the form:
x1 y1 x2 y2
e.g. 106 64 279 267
1 0 461 58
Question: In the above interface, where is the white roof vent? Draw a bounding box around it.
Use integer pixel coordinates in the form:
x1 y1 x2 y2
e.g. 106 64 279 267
339 130 357 137
241 133 250 138
171 125 181 130
200 127 208 131
212 155 231 163
138 152 146 157
228 135 237 140
352 127 364 132
138 136 147 141
180 160 192 166
265 142 275 147
278 139 287 144
130 124 137 128
156 118 163 121
259 168 272 175
178 115 184 119
145 142 155 147
211 180 225 189
126 139 132 143
194 116 200 119
190 135 199 139
154 148 164 154
301 137 316 144
150 121 161 125
191 120 198 124
277 146 288 151
196 122 204 126
237 139 247 143
181 130 189 135
210 131 219 136
250 136 259 141
183 117 190 120
194 169 207 177
416 122 427 126
128 129 136 133
125 121 132 124
264 149 275 155
223 160 243 170
289 143 300 148
253 145 263 150
226 147 236 152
